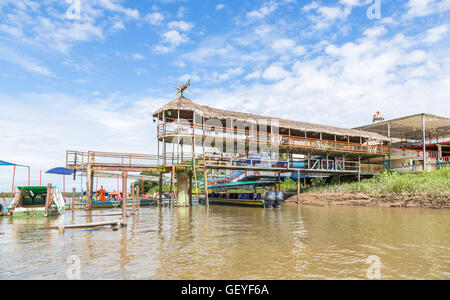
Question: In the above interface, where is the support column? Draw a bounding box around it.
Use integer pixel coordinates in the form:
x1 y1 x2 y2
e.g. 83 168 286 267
72 187 76 211
177 170 189 207
358 156 361 183
158 173 163 207
85 165 94 211
297 170 300 204
189 172 193 206
422 114 427 172
131 183 135 212
136 186 140 211
204 168 209 207
44 183 52 217
122 171 128 226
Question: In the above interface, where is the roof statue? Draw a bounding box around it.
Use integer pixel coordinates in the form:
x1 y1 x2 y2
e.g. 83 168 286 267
174 79 190 97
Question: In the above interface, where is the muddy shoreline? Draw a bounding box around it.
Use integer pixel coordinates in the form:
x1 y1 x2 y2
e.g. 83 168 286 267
286 192 450 209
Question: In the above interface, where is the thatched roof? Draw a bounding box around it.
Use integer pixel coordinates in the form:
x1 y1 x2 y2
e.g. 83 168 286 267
153 97 390 141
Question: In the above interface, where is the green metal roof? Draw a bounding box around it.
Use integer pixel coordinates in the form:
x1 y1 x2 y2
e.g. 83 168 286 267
18 186 55 194
209 180 280 191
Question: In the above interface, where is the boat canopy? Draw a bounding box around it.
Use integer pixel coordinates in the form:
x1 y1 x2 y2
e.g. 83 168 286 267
209 180 280 191
0 160 28 167
18 186 56 194
46 167 75 175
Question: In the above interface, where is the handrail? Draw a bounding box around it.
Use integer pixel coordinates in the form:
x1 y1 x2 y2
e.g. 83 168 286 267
157 121 440 158
158 121 390 156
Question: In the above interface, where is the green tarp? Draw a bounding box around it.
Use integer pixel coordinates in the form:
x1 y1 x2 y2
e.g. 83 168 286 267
18 186 55 194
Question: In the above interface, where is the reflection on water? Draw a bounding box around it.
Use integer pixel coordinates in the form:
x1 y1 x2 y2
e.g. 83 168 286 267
0 205 449 280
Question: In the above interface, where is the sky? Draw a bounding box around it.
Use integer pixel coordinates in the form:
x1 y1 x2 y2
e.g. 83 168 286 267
0 0 449 192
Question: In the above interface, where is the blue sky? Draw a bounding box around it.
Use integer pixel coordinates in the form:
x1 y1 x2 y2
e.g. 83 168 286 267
0 0 449 191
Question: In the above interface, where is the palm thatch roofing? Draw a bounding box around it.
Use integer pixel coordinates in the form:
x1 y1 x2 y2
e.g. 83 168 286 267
153 97 390 141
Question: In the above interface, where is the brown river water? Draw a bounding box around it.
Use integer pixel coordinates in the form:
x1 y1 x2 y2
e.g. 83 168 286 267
0 204 449 280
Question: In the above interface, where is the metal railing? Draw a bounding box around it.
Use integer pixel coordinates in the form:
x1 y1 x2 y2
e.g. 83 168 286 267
157 121 391 156
67 150 365 174
157 121 440 159
66 151 162 170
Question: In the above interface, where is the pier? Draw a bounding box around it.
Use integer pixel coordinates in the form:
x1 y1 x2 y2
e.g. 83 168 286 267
63 97 449 211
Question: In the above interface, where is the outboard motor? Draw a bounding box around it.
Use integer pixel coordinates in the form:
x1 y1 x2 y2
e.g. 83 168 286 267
265 191 276 208
274 191 284 208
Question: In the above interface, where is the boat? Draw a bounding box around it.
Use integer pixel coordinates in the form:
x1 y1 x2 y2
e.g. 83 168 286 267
78 190 154 209
201 179 284 208
8 186 65 217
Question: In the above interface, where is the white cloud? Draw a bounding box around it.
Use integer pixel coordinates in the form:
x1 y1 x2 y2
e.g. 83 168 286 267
97 0 140 19
0 46 53 76
405 0 450 17
0 92 164 191
179 73 200 82
162 30 187 47
146 12 164 26
209 67 245 81
155 30 189 53
262 64 290 80
303 0 362 30
168 21 194 32
245 70 262 80
247 2 278 19
423 24 448 43
216 4 226 11
132 53 145 60
272 39 296 53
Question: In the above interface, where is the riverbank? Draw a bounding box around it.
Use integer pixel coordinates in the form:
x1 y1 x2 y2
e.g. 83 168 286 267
286 191 450 209
286 167 450 209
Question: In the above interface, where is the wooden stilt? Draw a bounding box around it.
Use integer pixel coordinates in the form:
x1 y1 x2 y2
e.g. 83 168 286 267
192 136 199 204
136 186 140 211
204 168 209 207
72 187 76 211
170 165 175 208
122 171 128 226
85 165 93 211
44 183 52 217
358 156 361 183
189 172 193 207
131 183 135 211
297 170 300 204
158 173 163 207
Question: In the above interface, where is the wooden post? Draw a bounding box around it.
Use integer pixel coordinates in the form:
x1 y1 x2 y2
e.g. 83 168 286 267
44 183 52 217
204 168 209 207
136 186 140 211
158 173 163 207
72 187 76 211
131 183 135 212
358 156 361 183
297 170 300 204
122 171 128 226
189 172 193 207
422 114 427 172
85 165 93 211
170 165 175 208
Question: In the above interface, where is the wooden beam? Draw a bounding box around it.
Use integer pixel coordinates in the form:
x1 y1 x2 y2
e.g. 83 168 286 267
131 183 135 211
72 187 76 211
122 171 128 226
44 183 52 217
159 173 163 207
204 168 209 207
